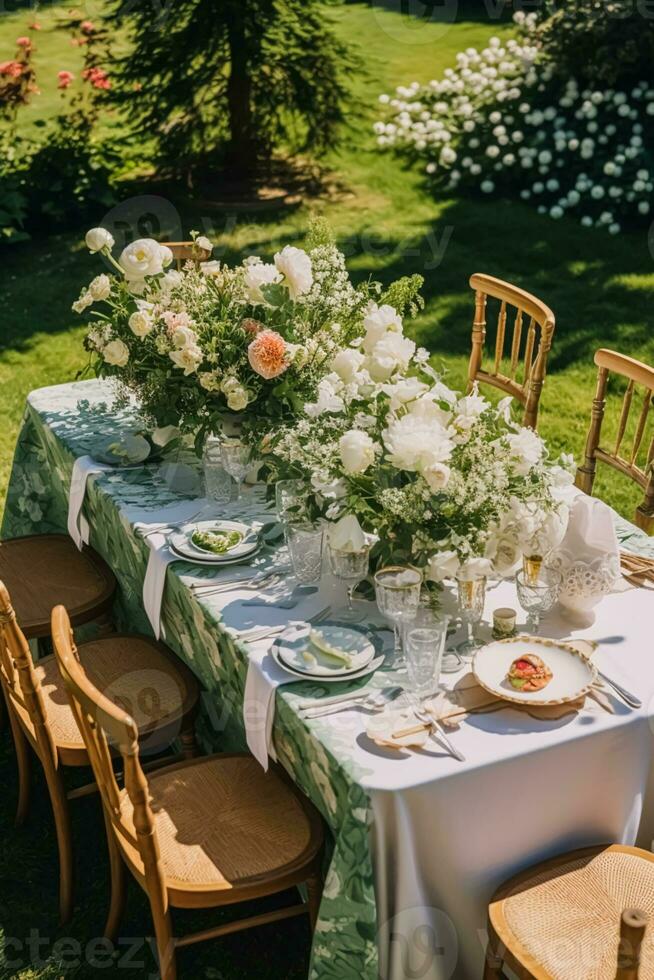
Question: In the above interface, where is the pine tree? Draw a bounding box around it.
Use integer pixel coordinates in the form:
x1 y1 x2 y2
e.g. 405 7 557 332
109 0 358 178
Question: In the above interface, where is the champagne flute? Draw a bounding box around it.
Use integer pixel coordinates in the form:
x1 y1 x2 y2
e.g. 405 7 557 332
456 574 487 663
374 566 422 665
327 541 371 623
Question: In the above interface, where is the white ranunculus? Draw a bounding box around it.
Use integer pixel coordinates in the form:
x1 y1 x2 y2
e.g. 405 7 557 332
383 414 453 472
201 260 222 276
456 386 488 418
195 235 213 252
226 385 249 411
171 325 198 349
506 427 544 476
89 274 111 301
151 425 180 447
367 331 416 381
128 310 153 337
72 291 94 314
362 303 402 353
85 227 115 253
339 430 376 475
426 549 460 582
381 376 428 410
423 461 451 492
158 269 183 295
102 339 129 367
244 261 282 305
119 239 168 280
331 347 365 382
169 345 203 375
274 245 313 300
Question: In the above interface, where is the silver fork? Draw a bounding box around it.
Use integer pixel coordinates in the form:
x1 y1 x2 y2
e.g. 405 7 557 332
138 507 208 539
244 606 331 644
191 568 288 596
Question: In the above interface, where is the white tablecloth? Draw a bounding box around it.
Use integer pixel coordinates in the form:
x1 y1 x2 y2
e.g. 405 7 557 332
298 578 654 979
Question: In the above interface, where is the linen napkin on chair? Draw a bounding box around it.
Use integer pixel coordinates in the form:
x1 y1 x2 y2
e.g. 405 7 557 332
67 455 112 550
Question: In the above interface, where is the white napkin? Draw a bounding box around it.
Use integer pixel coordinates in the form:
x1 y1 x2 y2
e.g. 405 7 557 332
244 648 301 769
558 494 619 564
67 455 112 550
142 533 177 640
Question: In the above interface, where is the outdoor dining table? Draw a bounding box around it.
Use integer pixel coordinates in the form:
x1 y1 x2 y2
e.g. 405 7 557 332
4 378 654 980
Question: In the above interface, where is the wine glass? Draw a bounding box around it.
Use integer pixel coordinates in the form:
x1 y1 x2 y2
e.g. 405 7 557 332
516 567 561 632
456 574 487 663
220 441 250 501
374 566 422 664
285 523 324 584
327 541 371 623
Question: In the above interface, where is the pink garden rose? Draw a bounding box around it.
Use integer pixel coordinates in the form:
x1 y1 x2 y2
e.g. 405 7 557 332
247 330 289 380
58 70 75 89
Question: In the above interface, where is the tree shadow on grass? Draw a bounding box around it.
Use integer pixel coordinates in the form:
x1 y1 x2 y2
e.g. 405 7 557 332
344 0 514 27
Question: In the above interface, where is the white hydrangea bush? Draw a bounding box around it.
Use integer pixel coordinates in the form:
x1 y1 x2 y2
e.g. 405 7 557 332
374 13 653 233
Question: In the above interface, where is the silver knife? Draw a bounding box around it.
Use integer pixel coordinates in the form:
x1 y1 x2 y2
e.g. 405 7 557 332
597 670 642 708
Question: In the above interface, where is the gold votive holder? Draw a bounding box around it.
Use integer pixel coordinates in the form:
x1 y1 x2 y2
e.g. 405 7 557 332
492 607 517 639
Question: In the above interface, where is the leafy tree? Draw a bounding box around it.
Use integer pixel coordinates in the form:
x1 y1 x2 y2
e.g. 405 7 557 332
108 0 358 178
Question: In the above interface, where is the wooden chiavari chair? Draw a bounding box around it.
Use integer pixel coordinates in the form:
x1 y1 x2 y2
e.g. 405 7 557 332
576 349 654 534
51 604 324 980
163 241 212 270
467 273 556 431
0 581 200 924
484 844 654 979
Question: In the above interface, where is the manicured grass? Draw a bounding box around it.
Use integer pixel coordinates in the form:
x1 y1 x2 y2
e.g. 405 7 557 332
2 2 653 521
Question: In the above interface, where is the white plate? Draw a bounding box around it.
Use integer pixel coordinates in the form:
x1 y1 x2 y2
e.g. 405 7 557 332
277 623 375 677
273 623 380 680
169 521 259 561
169 541 262 567
473 636 597 706
271 646 383 684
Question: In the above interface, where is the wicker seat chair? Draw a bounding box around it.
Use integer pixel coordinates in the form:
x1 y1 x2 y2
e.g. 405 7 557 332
0 581 200 924
51 603 324 980
484 844 654 979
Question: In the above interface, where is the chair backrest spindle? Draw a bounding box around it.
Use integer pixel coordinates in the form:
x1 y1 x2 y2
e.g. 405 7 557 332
576 349 654 534
162 241 212 270
467 273 555 431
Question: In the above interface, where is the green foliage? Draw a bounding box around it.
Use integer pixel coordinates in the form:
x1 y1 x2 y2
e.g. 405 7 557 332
381 274 424 318
537 1 654 88
107 0 359 174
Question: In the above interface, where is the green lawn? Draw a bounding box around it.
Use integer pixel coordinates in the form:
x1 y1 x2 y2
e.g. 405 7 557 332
1 3 654 977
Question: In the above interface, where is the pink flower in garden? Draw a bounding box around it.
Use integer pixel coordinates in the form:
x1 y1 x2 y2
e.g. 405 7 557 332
0 61 24 78
82 66 111 90
80 20 96 34
57 70 75 89
247 330 289 380
29 22 41 31
16 37 32 49
241 317 264 337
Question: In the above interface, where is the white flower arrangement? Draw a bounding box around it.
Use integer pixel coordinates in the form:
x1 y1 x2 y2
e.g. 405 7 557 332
374 14 653 232
266 353 574 579
74 221 424 448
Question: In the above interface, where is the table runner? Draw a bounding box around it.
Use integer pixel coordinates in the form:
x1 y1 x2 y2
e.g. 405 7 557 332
4 379 654 980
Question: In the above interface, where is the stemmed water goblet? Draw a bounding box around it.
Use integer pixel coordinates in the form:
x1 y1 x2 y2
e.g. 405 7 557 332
374 566 422 666
516 566 561 632
220 441 250 501
456 573 487 663
327 540 371 623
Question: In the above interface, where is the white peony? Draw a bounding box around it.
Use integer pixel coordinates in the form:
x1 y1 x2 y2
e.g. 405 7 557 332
119 239 168 280
102 339 129 367
244 261 282 305
85 227 114 253
456 386 488 418
362 303 402 353
458 556 493 580
426 549 460 582
201 260 222 277
367 331 416 381
381 376 428 410
383 414 453 472
274 246 313 300
89 274 111 301
171 325 198 349
128 311 153 337
72 291 94 314
305 378 345 418
169 345 203 375
506 427 544 476
195 236 213 252
331 347 365 382
339 430 376 475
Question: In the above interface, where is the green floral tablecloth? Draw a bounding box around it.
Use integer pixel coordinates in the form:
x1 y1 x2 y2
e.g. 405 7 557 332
3 381 654 980
2 381 381 980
